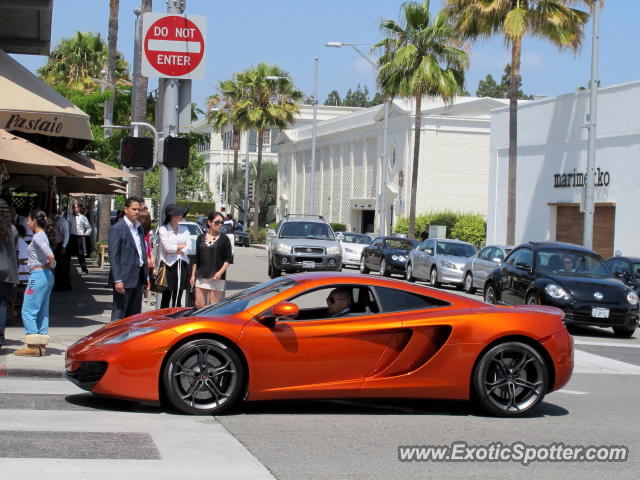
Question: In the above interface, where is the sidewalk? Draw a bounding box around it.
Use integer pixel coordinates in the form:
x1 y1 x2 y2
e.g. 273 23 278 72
0 259 155 377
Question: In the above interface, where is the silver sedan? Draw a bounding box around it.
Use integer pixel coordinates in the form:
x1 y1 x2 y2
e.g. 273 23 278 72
462 245 513 294
406 238 477 289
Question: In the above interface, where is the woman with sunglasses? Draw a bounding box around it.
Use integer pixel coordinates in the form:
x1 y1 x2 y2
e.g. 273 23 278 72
190 211 233 308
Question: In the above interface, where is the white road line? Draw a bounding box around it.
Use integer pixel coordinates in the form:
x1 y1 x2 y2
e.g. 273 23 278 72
574 349 640 375
574 339 640 349
555 389 589 395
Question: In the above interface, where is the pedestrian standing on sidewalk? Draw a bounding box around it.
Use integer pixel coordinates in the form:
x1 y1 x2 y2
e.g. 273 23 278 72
190 211 232 308
109 197 149 321
67 203 91 274
158 204 191 308
137 210 155 306
0 199 19 351
52 209 70 291
14 210 56 357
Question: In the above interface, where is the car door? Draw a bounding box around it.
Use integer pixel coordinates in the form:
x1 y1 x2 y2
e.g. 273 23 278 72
422 239 437 278
238 286 400 400
368 238 384 270
411 239 427 280
500 247 534 305
473 246 494 287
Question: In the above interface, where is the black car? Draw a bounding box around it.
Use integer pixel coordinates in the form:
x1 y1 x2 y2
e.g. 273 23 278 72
484 241 639 338
360 236 419 277
232 223 251 247
606 256 640 293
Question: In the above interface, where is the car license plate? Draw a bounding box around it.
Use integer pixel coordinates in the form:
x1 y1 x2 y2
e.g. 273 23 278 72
302 261 316 269
592 307 609 319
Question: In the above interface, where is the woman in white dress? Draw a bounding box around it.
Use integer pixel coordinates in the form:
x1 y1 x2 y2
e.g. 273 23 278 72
158 204 191 308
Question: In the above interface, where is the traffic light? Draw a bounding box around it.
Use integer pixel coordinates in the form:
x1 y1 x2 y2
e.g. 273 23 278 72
120 136 154 169
241 158 248 173
248 181 255 202
162 136 190 169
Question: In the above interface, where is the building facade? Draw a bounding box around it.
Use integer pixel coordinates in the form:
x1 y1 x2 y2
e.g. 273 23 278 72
277 96 508 233
487 81 640 258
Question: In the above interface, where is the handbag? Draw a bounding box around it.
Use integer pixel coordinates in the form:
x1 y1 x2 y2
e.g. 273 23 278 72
151 262 169 293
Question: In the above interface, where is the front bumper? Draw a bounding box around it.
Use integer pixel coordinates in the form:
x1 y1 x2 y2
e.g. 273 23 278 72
557 301 639 329
342 250 361 266
386 258 408 274
274 253 342 272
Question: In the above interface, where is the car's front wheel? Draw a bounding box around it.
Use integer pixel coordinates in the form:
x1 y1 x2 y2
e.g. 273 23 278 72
526 293 540 305
430 267 440 288
163 338 244 415
613 326 636 338
360 256 370 274
484 284 498 304
405 263 415 282
380 259 390 277
268 260 281 279
464 272 475 294
473 341 548 417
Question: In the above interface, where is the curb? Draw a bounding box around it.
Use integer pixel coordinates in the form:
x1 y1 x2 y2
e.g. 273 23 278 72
0 367 64 378
250 244 267 250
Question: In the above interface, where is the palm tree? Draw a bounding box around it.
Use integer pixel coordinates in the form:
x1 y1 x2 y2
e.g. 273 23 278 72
375 0 468 239
235 63 302 236
207 78 246 214
446 0 591 245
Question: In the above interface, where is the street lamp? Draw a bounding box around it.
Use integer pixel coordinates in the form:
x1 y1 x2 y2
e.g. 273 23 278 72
266 57 319 216
325 41 390 236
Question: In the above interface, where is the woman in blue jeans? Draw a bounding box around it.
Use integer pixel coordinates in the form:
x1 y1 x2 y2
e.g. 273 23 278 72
14 210 56 357
0 199 19 351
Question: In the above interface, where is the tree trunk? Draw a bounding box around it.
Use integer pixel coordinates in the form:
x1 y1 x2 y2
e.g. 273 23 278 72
506 39 521 246
408 95 422 239
231 128 240 214
128 0 152 198
252 129 264 238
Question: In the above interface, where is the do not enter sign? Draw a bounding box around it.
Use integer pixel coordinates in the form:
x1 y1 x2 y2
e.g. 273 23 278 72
142 13 207 79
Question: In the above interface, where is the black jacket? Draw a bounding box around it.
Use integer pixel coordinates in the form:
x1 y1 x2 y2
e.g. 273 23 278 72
108 218 149 288
193 233 233 279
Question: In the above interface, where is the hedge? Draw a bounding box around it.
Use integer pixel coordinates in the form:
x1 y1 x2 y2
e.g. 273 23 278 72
330 222 347 232
393 210 486 247
178 201 216 218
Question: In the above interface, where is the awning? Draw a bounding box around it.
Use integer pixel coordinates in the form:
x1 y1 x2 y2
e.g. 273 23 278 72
0 128 96 177
4 174 127 195
63 153 135 179
0 49 93 145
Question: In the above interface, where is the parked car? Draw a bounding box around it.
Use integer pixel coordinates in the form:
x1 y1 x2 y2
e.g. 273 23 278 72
337 232 373 269
232 223 251 247
405 238 477 289
65 272 574 417
360 236 418 277
462 245 514 294
484 241 639 338
267 215 341 278
606 255 640 292
150 221 203 255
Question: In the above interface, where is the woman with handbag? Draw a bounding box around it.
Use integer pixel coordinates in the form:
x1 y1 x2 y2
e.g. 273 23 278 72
157 203 191 308
190 211 233 308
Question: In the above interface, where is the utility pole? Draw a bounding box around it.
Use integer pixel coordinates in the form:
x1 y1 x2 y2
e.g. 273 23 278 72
583 2 600 249
309 57 319 215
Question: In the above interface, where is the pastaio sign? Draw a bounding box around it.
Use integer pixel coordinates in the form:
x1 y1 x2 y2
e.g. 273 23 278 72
141 13 206 79
553 168 611 188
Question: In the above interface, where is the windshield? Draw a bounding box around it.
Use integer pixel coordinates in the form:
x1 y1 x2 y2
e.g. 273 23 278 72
633 262 640 280
535 247 613 277
342 233 372 245
435 241 476 257
192 278 297 317
386 238 418 251
279 222 335 240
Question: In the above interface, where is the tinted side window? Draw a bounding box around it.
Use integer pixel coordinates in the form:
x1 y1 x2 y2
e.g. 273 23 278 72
373 286 449 312
372 238 383 247
478 247 492 260
512 248 533 267
493 248 505 261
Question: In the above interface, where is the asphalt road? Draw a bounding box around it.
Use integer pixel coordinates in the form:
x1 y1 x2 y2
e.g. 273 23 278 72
1 246 639 479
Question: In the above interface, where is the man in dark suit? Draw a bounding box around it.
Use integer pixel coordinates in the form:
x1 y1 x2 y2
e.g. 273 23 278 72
109 196 149 321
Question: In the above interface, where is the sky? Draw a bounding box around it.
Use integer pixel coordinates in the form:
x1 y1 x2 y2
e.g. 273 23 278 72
12 0 640 112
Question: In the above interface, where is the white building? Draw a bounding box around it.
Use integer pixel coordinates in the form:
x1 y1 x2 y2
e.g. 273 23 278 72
276 96 508 233
487 81 640 259
191 104 361 215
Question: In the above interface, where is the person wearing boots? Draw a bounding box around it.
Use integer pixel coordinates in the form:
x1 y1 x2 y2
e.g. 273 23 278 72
15 210 56 357
67 203 91 274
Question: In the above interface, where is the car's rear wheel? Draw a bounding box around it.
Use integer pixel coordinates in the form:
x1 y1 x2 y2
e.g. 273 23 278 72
613 326 636 338
473 341 548 417
430 267 440 288
484 284 498 304
359 256 370 274
405 263 415 282
163 338 244 415
464 272 475 294
380 259 390 277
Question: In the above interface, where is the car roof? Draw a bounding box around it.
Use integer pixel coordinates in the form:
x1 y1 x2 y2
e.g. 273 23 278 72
525 241 597 253
429 238 474 245
281 217 326 224
607 256 640 262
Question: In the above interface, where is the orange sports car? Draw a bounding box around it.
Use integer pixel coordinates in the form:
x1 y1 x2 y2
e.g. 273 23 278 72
65 272 573 417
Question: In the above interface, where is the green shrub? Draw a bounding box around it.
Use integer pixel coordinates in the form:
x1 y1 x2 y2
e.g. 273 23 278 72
330 222 347 232
177 201 216 218
250 228 267 244
393 210 486 246
450 214 486 247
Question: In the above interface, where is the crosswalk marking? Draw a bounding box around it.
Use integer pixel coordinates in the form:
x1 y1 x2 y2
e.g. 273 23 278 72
573 348 640 375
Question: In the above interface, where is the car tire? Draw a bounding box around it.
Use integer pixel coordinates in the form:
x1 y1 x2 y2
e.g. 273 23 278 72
163 338 244 415
464 272 476 294
244 238 250 247
526 293 540 305
359 256 370 274
613 326 636 338
484 284 498 304
268 260 281 279
405 263 415 282
380 259 390 277
473 341 548 417
430 267 440 288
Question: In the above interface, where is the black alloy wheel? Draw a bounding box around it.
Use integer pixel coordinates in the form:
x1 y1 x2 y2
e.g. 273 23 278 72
163 338 244 415
473 341 548 417
360 256 370 274
484 284 497 304
464 272 475 294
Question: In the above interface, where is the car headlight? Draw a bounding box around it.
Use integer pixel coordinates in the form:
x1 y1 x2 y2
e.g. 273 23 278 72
544 283 570 300
391 254 406 262
344 247 357 254
276 243 291 254
326 246 341 255
626 290 639 306
100 327 159 345
441 260 457 270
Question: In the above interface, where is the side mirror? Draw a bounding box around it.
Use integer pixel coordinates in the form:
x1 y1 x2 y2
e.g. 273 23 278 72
267 229 276 237
515 262 532 272
492 257 503 264
258 301 299 328
425 248 433 255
